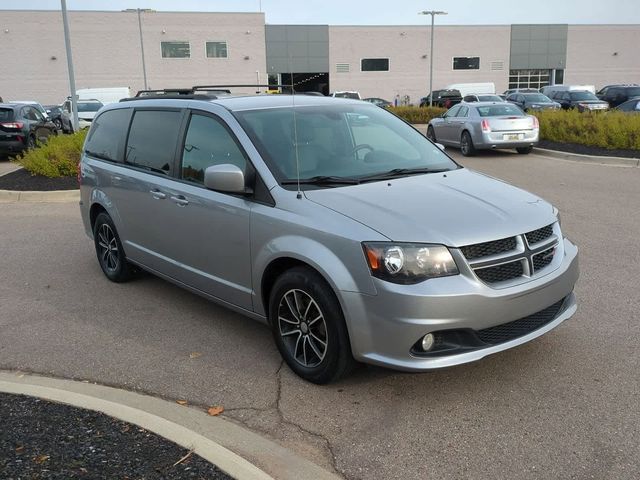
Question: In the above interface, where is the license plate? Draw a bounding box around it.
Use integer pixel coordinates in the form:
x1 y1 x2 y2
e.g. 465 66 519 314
503 134 521 141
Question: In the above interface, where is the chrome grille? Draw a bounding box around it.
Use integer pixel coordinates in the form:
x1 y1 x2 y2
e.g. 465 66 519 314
460 237 517 261
475 261 524 284
525 224 553 245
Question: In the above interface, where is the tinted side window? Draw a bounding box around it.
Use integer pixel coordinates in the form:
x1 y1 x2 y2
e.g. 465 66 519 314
445 105 461 117
126 110 182 174
22 107 37 121
85 108 133 162
181 113 247 184
456 106 469 117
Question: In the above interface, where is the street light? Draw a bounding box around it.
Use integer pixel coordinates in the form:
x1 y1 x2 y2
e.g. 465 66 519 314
60 0 79 132
419 10 447 107
124 8 154 90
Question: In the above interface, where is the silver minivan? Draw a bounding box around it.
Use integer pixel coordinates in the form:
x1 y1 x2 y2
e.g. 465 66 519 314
79 91 579 383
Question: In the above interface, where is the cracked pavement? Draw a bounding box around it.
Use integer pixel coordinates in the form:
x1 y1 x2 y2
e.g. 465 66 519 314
1 150 639 479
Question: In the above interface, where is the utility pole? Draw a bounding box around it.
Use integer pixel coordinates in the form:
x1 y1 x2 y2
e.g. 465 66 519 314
136 8 149 90
61 0 79 131
419 10 447 107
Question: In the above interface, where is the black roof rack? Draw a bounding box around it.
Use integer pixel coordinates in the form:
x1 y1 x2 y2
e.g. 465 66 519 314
123 84 298 102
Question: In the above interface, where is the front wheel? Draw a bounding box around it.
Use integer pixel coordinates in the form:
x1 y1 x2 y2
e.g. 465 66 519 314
269 267 355 384
93 212 133 282
460 131 476 157
516 146 533 154
53 119 62 130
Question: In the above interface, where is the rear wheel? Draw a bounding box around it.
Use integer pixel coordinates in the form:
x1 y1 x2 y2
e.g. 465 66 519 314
269 266 355 384
516 146 533 154
93 212 133 283
460 131 476 156
426 125 437 142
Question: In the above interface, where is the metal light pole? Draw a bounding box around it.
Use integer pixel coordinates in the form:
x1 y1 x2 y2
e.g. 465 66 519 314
419 10 447 107
136 9 149 90
61 0 79 131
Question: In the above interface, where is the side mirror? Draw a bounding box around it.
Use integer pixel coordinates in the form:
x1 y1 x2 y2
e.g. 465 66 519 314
436 143 445 151
204 164 246 193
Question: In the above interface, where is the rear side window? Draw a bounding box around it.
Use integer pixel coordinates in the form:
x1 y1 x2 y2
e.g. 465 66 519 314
85 108 132 162
0 108 14 122
126 110 182 174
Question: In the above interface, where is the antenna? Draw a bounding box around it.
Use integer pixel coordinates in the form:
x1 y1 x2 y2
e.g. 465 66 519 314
288 62 302 199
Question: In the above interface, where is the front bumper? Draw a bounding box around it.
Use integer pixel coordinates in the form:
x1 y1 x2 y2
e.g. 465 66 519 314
341 237 579 371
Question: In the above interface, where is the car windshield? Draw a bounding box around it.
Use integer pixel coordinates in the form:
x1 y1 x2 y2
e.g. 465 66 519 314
476 104 524 117
0 108 14 121
569 91 598 101
524 94 551 102
78 101 103 112
235 104 458 186
334 92 359 99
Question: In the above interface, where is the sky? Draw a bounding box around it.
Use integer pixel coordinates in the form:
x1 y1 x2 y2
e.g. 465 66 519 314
12 0 640 25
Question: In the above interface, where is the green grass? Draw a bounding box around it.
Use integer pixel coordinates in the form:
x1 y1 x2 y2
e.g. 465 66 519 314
532 109 640 150
388 106 446 124
16 130 87 178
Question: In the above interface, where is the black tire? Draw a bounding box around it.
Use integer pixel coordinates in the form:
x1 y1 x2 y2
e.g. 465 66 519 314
426 125 437 142
516 146 533 154
93 212 133 283
460 131 476 156
269 266 356 384
53 119 62 130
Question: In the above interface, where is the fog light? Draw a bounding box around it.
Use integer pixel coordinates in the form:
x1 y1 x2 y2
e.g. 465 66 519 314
421 333 435 351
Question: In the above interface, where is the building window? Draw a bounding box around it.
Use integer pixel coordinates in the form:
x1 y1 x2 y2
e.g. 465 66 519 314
161 41 190 58
453 57 480 70
206 41 228 58
361 58 389 72
508 69 550 90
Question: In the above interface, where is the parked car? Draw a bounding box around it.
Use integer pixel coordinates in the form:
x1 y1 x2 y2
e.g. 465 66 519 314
541 84 596 97
614 97 640 113
10 101 51 121
80 92 578 383
463 94 504 103
503 88 538 96
62 98 104 128
363 97 392 107
0 102 57 156
45 104 74 133
548 90 609 112
446 82 495 97
427 102 539 156
506 93 560 112
331 91 361 100
420 89 461 107
596 85 640 107
76 87 131 105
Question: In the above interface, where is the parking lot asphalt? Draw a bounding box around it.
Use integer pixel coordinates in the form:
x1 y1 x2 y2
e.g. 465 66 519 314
0 149 639 479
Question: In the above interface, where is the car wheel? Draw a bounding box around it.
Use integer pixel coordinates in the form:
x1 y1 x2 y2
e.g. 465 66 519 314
53 119 62 130
516 146 533 154
93 212 133 283
269 266 356 384
460 131 476 157
426 125 437 142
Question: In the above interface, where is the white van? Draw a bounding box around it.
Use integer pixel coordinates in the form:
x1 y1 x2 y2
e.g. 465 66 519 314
541 85 596 96
76 87 131 105
445 82 495 97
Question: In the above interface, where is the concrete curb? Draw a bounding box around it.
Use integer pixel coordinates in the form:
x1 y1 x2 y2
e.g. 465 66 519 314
533 147 640 167
0 189 79 203
0 371 341 480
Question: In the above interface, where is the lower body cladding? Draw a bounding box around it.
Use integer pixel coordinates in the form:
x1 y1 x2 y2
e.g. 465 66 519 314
340 238 579 371
476 130 538 150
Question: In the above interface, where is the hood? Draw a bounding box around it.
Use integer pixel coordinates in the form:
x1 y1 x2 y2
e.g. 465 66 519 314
304 168 557 247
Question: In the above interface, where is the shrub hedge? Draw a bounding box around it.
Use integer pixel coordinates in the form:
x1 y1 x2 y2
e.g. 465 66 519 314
17 129 87 178
532 109 640 150
388 106 446 124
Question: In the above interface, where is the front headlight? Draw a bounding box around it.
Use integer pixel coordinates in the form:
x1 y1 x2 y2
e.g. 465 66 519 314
363 242 459 284
552 206 562 226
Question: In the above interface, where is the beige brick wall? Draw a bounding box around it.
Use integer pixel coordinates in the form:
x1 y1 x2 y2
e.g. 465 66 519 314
328 25 511 103
565 25 640 89
0 10 266 104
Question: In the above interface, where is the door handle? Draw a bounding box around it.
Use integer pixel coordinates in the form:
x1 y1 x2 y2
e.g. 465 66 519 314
150 189 166 200
170 195 189 207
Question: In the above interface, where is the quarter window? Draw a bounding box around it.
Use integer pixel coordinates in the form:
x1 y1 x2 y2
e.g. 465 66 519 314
453 57 480 70
206 41 228 58
361 58 389 72
85 109 132 163
181 113 247 185
161 41 190 58
126 110 182 174
456 106 469 117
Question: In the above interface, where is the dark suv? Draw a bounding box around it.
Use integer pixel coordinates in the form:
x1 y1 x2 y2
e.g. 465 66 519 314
596 85 640 107
0 103 57 156
549 91 609 112
420 89 462 108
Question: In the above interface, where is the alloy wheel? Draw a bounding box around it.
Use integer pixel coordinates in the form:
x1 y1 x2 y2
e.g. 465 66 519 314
97 223 119 273
277 289 328 368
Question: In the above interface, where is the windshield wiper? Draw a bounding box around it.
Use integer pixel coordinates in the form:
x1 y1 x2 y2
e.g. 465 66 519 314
358 167 450 182
281 175 360 186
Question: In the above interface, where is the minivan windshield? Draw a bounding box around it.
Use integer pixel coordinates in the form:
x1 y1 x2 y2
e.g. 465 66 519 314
235 104 458 187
